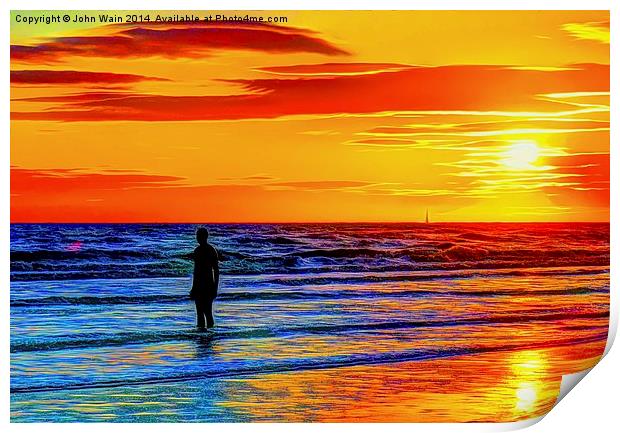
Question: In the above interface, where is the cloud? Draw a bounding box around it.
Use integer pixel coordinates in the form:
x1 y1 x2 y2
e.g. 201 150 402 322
544 153 609 207
11 167 185 194
563 21 610 44
11 64 609 122
547 153 609 182
10 166 262 222
433 142 609 202
11 21 348 64
11 167 377 196
11 70 168 85
268 180 374 190
10 167 411 222
12 91 145 103
361 119 609 138
217 174 276 181
348 138 422 147
257 62 409 76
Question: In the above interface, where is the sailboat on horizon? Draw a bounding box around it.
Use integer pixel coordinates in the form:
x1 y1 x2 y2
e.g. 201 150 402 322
425 208 429 224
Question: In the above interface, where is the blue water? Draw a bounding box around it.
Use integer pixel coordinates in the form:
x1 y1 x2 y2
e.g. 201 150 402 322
10 223 609 281
10 223 610 421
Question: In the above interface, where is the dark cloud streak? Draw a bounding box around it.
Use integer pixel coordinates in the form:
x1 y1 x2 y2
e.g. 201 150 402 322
11 70 168 85
11 64 609 122
11 22 348 64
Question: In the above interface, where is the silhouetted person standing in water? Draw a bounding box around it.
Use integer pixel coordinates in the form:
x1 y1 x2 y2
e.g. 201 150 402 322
189 227 219 329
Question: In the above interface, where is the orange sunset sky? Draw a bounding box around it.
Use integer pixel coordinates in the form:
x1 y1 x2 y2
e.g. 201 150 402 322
10 11 610 223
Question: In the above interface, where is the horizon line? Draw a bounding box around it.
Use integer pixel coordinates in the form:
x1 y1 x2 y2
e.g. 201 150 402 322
9 220 611 225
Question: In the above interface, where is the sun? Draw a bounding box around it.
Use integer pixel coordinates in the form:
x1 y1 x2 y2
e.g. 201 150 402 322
500 140 540 170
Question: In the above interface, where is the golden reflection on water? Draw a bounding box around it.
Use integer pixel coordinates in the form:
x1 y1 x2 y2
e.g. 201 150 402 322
510 350 548 415
219 341 603 422
10 340 605 422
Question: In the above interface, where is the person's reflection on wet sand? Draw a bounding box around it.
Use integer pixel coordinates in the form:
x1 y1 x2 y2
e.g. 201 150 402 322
193 333 216 359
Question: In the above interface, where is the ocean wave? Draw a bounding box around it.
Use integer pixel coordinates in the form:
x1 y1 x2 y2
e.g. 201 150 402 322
11 249 162 261
9 256 610 281
439 245 489 261
10 268 608 307
10 310 609 353
10 332 608 394
11 286 606 308
295 247 397 259
271 236 305 245
457 232 503 241
10 223 610 281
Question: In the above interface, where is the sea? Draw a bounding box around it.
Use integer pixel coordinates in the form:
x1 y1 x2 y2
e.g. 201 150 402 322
10 223 610 422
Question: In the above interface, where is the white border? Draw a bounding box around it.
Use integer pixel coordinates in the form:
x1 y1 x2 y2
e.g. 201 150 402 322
3 1 617 432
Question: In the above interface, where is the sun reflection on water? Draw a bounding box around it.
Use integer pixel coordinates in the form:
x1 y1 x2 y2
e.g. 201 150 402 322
509 350 549 415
